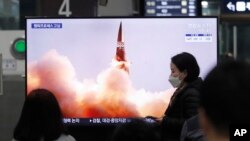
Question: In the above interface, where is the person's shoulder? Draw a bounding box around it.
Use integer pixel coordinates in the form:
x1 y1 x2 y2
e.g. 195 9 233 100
186 115 200 131
54 134 76 141
182 87 200 98
186 78 203 90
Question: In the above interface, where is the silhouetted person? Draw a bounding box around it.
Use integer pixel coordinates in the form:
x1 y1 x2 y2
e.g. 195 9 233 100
199 60 250 141
111 119 161 141
13 89 76 141
161 52 202 141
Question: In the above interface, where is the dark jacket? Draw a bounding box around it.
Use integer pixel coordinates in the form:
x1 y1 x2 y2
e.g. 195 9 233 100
162 78 202 141
180 115 205 141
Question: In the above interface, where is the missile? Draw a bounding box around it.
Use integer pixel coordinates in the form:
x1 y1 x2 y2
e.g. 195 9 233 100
116 22 126 62
114 22 129 73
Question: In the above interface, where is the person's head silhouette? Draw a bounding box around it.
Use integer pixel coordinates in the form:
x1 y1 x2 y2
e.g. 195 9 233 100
13 89 74 141
199 60 250 141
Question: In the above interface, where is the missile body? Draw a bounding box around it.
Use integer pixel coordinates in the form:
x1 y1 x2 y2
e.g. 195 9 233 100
115 22 129 73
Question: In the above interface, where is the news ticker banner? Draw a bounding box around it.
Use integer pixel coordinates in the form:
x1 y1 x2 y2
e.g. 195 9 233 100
62 118 157 125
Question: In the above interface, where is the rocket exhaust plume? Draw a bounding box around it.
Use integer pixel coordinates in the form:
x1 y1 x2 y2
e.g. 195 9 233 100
114 22 130 73
28 50 174 118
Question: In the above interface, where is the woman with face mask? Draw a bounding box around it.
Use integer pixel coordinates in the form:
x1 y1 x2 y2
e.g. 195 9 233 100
161 52 202 141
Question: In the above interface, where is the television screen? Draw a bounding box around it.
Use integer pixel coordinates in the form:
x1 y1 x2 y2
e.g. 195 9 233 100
26 17 217 125
144 0 198 16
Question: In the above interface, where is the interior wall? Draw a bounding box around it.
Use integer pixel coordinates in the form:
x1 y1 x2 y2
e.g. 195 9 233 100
0 1 136 140
0 76 25 141
98 0 134 16
0 30 25 140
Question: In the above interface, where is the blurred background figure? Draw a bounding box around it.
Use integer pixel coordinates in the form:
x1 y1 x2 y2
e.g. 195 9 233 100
111 119 161 141
12 89 76 141
199 60 250 141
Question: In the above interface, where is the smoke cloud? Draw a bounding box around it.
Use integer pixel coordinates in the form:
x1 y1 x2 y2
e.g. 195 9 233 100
27 50 174 118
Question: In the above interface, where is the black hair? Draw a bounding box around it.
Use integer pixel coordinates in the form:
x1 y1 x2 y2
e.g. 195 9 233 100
13 89 67 141
111 119 161 141
171 52 200 82
200 60 250 135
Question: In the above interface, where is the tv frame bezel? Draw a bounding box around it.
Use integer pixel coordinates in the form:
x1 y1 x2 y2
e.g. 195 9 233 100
25 16 219 126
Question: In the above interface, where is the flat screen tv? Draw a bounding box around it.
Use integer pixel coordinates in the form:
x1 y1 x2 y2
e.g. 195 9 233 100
26 17 217 125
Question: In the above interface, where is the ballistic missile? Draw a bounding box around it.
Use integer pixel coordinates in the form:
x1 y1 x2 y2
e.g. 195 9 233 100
116 22 126 62
115 22 129 73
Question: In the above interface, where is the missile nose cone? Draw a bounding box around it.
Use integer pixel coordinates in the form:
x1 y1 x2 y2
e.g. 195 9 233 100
117 22 123 42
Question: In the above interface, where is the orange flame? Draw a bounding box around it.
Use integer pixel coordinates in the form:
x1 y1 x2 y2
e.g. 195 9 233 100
27 50 174 118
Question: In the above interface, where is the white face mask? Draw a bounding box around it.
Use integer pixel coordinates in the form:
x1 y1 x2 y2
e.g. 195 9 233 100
168 75 182 88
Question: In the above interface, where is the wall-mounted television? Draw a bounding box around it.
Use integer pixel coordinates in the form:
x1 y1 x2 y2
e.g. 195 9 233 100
26 17 217 125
